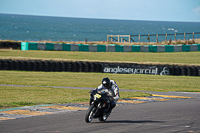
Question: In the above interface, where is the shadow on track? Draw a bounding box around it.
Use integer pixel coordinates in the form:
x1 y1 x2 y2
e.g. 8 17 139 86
93 120 164 124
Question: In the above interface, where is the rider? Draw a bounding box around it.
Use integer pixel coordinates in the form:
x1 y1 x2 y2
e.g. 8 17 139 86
95 77 120 115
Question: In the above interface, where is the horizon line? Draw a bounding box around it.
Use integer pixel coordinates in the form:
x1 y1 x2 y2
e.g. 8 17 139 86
1 13 200 23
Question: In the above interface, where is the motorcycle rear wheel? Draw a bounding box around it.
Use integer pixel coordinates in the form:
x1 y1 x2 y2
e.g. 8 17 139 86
85 105 96 123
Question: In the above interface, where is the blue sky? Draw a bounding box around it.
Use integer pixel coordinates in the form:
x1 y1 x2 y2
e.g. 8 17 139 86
0 0 200 22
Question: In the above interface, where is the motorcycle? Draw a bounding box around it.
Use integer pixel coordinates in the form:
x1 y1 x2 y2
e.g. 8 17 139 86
85 88 111 123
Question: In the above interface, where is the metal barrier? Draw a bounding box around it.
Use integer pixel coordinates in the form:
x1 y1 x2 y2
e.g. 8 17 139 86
21 42 200 52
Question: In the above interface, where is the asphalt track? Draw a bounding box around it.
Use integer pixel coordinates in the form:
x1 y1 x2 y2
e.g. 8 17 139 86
1 85 200 133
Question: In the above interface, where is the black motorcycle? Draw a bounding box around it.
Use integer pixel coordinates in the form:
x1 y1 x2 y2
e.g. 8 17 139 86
85 88 111 123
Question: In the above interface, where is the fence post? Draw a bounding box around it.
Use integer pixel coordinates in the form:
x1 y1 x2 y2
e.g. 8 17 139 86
193 32 194 40
147 34 150 43
129 35 131 43
156 34 158 43
138 35 140 42
118 35 120 43
184 33 186 41
165 34 167 41
175 33 177 43
107 34 109 42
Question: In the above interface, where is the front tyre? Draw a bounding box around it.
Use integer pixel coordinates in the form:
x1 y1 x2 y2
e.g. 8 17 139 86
85 105 96 123
99 113 108 122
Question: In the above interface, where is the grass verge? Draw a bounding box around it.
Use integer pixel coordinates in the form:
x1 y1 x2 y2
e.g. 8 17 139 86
0 50 200 65
0 70 199 109
0 86 150 109
0 71 199 92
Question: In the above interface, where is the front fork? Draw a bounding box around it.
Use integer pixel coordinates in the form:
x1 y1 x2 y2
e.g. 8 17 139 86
90 97 110 115
89 97 93 106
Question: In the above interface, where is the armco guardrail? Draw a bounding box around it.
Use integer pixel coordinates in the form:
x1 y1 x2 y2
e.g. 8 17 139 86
0 59 199 76
21 42 200 52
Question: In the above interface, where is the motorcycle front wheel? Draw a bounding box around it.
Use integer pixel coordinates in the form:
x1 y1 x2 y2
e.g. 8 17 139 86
99 113 108 122
85 104 96 123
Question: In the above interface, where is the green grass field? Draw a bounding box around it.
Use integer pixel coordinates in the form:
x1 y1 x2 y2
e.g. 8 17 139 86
0 71 199 109
0 71 199 92
0 50 200 109
0 50 200 65
0 85 151 109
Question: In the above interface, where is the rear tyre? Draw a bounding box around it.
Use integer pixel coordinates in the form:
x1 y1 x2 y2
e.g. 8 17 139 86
85 105 96 123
